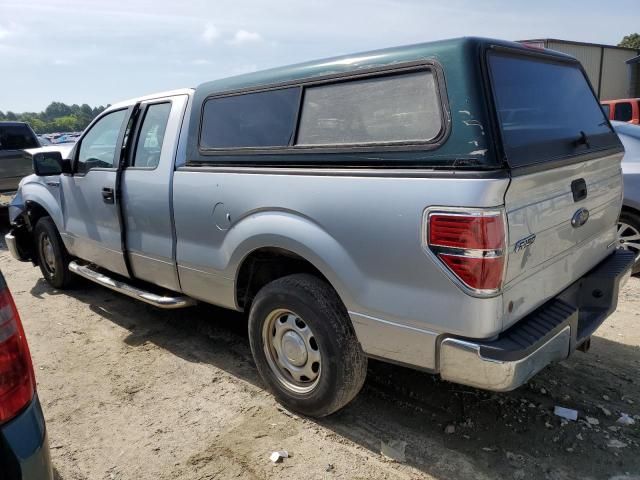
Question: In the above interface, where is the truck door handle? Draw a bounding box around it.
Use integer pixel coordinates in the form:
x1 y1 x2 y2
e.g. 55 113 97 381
571 178 587 202
102 187 115 204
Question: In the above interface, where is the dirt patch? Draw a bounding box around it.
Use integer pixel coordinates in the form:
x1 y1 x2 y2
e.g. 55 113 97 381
1 249 638 479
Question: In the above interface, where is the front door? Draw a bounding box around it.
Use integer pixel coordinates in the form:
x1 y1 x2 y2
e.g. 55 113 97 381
60 108 131 276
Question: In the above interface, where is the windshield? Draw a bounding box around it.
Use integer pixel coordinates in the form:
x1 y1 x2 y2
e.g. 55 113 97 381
489 52 620 167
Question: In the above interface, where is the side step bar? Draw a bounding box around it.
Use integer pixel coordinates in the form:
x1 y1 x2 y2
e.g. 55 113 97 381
68 261 196 309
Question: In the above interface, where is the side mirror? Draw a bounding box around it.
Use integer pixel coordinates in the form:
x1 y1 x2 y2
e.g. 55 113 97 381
32 151 71 176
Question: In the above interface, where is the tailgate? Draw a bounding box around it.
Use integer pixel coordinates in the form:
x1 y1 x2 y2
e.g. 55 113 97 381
502 154 622 326
487 48 624 328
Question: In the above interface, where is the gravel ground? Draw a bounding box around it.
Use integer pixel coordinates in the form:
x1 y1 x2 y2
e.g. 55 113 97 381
1 246 639 480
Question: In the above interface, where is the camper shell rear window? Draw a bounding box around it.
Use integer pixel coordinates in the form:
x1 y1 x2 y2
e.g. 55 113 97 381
488 51 621 168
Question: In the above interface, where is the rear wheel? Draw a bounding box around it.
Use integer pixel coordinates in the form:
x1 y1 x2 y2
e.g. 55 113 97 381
248 273 367 417
34 217 74 289
618 210 640 275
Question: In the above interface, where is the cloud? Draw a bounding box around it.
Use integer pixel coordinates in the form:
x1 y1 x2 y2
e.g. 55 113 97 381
228 29 262 46
2 0 638 112
0 23 16 41
52 59 74 66
192 59 211 65
230 64 258 75
201 23 220 44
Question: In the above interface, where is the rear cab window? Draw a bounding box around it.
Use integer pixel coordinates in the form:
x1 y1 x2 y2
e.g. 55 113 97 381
488 51 620 168
0 124 39 150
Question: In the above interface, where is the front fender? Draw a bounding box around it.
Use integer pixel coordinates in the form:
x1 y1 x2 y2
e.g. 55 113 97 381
11 175 63 231
8 185 25 224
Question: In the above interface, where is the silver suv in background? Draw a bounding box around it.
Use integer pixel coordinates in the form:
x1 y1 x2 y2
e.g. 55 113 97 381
612 120 640 273
5 38 634 417
0 122 39 191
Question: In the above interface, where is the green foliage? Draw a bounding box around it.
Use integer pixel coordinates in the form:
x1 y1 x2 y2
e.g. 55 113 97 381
619 33 640 50
0 101 108 133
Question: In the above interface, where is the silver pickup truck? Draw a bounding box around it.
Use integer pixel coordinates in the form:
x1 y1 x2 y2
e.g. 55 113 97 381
6 37 634 417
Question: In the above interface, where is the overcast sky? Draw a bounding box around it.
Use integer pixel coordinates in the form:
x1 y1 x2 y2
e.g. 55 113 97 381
0 0 638 112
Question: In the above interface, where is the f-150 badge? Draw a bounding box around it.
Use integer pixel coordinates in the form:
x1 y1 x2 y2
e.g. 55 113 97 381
514 234 536 253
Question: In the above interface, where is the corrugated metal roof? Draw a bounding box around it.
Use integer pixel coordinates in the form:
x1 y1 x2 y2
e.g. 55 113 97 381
546 40 602 92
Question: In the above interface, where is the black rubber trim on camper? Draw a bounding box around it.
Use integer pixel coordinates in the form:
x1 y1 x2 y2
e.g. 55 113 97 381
471 249 634 362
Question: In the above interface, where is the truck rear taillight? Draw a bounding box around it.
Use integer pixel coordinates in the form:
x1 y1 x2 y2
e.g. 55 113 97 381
0 280 35 424
425 209 507 295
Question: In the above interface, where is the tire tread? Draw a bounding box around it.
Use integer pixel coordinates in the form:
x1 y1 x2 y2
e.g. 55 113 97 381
248 273 367 417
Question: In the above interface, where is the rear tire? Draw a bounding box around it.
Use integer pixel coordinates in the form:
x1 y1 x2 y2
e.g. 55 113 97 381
618 210 640 275
248 273 367 417
34 217 74 289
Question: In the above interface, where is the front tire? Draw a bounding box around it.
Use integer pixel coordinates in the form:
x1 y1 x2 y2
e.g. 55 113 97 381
248 274 367 417
618 211 640 275
34 217 74 289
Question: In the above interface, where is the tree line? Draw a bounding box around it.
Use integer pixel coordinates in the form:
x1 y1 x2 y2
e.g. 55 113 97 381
618 33 640 49
0 102 109 134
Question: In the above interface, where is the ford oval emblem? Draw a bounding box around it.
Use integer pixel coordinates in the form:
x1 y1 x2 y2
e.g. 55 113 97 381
571 208 590 228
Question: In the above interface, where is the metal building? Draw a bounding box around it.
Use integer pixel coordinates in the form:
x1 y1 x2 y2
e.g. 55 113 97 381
519 39 640 100
628 55 640 98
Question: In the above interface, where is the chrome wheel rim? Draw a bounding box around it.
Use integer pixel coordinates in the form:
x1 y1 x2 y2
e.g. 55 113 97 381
617 221 640 261
40 234 56 275
262 309 321 394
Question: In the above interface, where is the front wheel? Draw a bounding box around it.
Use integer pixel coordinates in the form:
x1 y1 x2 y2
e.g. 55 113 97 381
248 274 367 417
34 217 74 289
618 211 640 275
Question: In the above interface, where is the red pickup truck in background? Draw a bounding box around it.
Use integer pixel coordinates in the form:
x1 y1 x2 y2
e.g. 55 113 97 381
601 98 640 124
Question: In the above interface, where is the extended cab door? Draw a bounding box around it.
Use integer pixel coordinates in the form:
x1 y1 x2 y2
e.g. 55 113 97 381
120 94 188 291
60 108 132 276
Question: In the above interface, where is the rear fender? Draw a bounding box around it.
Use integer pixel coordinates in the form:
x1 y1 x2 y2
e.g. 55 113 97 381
224 210 364 312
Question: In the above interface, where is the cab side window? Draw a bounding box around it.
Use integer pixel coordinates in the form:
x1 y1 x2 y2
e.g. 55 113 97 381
132 103 172 168
77 110 127 174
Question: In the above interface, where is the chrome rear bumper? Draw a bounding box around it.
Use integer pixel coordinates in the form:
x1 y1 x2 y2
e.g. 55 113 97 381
438 249 634 392
440 327 571 391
